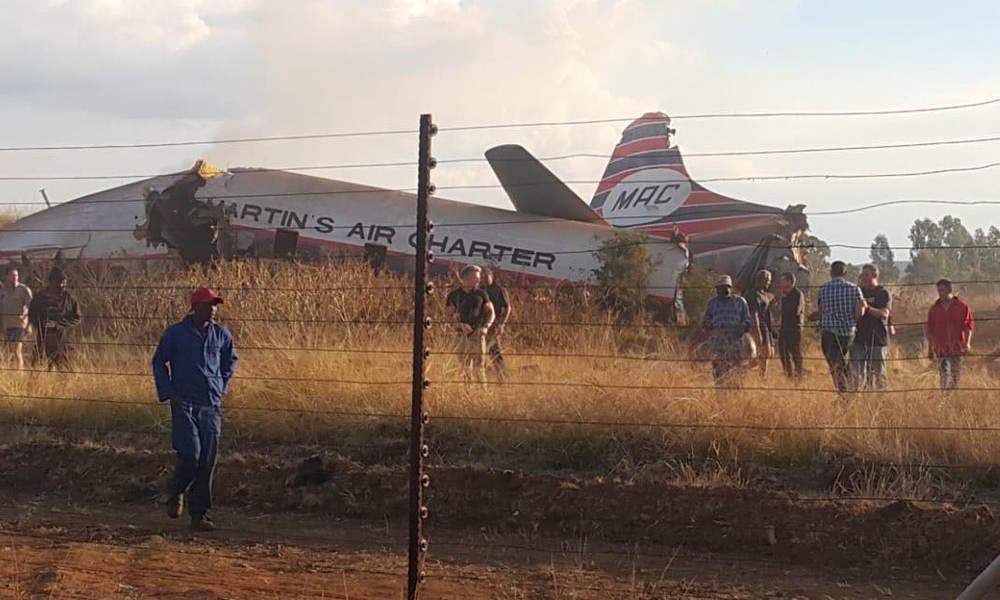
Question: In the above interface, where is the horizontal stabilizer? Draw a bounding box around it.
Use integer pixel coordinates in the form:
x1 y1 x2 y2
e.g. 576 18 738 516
485 145 607 225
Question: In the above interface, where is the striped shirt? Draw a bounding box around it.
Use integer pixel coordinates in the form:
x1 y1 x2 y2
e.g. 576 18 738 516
818 277 863 337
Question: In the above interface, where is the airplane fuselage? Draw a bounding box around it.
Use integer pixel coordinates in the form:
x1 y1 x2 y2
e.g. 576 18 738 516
0 167 689 300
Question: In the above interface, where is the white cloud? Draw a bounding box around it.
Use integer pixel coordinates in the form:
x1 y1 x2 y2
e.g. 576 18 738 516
40 0 249 51
0 0 256 119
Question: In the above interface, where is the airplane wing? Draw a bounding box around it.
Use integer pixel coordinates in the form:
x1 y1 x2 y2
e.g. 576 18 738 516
485 144 608 225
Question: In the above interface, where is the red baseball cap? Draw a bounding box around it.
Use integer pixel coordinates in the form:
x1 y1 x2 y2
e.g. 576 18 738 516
190 287 224 307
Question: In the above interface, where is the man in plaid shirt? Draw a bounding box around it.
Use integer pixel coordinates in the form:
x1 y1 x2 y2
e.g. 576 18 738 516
703 275 752 385
817 261 866 393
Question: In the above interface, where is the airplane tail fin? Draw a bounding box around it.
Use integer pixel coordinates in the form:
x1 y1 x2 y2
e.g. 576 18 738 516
589 112 691 229
589 113 795 247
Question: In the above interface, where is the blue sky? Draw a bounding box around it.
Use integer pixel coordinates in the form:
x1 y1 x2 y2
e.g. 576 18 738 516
1 0 998 264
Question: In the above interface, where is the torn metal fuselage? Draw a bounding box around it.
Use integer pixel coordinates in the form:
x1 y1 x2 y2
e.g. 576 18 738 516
134 162 228 264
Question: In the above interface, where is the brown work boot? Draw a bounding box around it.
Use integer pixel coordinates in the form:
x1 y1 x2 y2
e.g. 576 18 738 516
166 493 184 519
190 513 216 532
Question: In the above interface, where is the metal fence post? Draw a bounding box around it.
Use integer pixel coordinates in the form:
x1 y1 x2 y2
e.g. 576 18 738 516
407 113 435 600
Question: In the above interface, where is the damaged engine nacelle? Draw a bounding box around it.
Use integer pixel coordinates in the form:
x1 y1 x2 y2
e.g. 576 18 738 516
731 205 811 293
134 161 228 264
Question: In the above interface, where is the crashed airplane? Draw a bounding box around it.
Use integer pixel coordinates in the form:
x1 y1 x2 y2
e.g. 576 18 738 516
0 113 809 299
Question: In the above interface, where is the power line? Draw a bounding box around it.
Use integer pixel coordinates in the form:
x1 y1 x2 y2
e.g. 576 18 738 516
11 221 1000 254
431 382 1000 396
9 132 1000 182
434 160 1000 191
436 134 1000 164
0 418 386 451
0 161 418 181
16 336 989 363
438 96 1000 131
9 337 995 364
2 196 997 230
9 390 1000 428
30 313 1000 328
50 276 1000 293
67 314 412 324
545 238 1000 255
0 392 407 416
2 97 997 153
0 367 413 386
0 129 419 152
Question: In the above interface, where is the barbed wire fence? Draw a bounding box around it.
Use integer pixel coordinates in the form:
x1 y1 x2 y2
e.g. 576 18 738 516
0 102 999 597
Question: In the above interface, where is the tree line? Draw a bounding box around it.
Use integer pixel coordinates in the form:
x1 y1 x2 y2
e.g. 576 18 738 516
816 215 1000 283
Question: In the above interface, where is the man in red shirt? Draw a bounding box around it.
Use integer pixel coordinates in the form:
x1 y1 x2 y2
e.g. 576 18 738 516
926 279 974 390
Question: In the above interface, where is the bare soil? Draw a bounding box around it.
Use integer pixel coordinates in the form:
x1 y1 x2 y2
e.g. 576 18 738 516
0 438 983 598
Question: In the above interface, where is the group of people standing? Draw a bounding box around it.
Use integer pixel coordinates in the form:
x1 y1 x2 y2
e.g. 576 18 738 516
703 260 975 391
0 265 81 369
445 265 513 383
816 261 973 392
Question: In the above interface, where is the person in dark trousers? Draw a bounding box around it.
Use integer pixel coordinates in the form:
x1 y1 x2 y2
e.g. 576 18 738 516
445 266 495 383
777 272 805 379
746 269 774 376
926 279 974 390
153 288 238 532
703 275 752 385
816 261 866 394
27 267 81 370
850 265 892 391
481 268 512 382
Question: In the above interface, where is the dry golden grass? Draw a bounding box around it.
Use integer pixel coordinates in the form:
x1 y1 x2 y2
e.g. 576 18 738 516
1 259 999 496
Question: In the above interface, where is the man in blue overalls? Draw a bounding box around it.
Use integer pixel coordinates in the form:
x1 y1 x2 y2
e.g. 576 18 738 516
153 288 238 531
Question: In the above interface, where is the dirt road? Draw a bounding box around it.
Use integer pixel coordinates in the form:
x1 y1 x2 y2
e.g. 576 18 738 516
0 500 962 599
0 438 981 598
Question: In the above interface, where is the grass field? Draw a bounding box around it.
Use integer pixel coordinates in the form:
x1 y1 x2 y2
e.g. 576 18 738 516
2 258 999 501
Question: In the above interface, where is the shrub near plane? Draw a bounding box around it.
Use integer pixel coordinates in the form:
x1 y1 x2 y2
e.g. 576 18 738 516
0 113 808 299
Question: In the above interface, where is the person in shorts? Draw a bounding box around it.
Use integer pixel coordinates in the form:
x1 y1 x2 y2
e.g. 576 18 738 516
0 266 32 370
746 269 774 375
481 268 512 382
445 266 495 383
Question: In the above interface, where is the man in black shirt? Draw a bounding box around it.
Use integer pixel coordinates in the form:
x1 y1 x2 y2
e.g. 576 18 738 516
445 265 495 383
850 264 891 391
481 268 512 382
777 272 805 379
746 270 774 375
27 267 81 370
